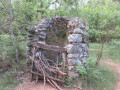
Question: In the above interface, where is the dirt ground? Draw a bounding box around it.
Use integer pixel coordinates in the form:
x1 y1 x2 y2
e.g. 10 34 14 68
15 70 77 90
15 49 120 90
15 81 72 90
104 57 120 90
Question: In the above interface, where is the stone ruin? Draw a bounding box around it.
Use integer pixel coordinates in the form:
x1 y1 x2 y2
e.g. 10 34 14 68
27 16 89 84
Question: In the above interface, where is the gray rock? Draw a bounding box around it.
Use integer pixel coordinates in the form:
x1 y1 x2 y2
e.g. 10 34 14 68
26 46 30 51
79 22 85 29
38 35 46 39
68 54 79 59
85 26 89 30
68 34 82 43
79 52 84 58
68 66 74 70
81 43 88 51
66 44 78 54
68 59 82 65
27 17 89 79
74 28 83 34
26 40 33 43
27 33 33 37
83 51 88 57
35 29 38 33
35 51 41 57
78 47 82 52
38 28 47 31
39 31 46 36
38 41 46 44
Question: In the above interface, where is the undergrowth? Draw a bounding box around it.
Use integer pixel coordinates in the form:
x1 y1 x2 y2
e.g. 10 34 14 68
0 41 119 90
0 70 17 90
106 39 120 63
77 59 117 90
73 43 118 90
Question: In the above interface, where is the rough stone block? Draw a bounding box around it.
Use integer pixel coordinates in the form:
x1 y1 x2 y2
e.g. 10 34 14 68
83 51 89 57
66 44 77 54
79 52 84 58
78 47 83 52
27 17 89 79
68 59 82 65
35 51 41 57
68 66 74 71
67 54 80 59
35 29 38 33
38 28 47 31
27 33 33 37
38 35 46 39
79 22 85 29
39 31 46 36
68 34 82 43
38 41 46 44
26 46 30 51
81 43 88 51
68 71 79 79
74 28 83 34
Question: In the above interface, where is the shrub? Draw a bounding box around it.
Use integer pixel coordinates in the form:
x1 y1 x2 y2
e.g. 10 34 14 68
76 59 117 89
78 0 120 42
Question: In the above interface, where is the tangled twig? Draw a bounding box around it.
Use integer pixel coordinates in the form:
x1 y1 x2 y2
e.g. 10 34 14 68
30 46 67 90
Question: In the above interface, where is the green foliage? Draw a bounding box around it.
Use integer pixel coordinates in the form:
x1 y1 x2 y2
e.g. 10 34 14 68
77 59 100 79
108 39 120 47
0 35 15 63
0 0 120 42
0 0 120 89
0 70 17 90
0 34 26 65
76 43 118 90
78 0 120 42
106 39 120 63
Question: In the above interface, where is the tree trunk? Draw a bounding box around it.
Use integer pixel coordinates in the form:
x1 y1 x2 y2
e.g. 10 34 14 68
5 0 19 62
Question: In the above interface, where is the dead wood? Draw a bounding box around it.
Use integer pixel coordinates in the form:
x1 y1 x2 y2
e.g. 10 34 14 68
30 70 65 83
34 42 66 53
50 80 62 90
30 42 68 90
47 78 55 87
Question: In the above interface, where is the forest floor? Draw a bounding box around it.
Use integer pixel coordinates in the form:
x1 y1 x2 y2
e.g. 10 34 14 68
15 81 72 90
104 57 120 90
1 44 119 90
89 47 120 90
15 50 120 90
15 71 72 90
89 48 120 90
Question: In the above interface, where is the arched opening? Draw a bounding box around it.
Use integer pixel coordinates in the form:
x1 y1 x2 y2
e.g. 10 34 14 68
44 17 69 65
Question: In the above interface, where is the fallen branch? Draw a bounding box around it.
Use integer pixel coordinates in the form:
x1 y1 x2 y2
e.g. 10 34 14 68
38 56 67 76
47 78 54 87
50 79 62 90
30 70 65 83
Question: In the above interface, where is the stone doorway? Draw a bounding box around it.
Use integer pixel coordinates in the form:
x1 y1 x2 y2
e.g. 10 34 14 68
27 16 89 87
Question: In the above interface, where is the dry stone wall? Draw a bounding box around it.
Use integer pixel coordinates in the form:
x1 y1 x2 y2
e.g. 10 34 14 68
27 16 89 79
66 18 89 78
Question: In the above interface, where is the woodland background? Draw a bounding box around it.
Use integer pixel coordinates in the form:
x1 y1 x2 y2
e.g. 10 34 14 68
0 0 120 90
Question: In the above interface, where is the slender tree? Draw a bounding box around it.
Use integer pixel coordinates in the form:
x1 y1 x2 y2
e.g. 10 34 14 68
1 0 19 62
